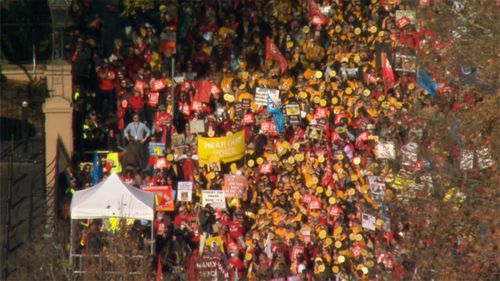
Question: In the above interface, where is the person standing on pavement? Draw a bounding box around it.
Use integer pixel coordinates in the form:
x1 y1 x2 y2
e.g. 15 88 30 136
123 113 151 171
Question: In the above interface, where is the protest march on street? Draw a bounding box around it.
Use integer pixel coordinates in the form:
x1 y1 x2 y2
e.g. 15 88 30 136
44 0 498 280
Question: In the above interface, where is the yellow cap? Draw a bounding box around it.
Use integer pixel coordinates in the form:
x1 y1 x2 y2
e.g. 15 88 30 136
315 71 323 79
318 155 325 163
248 159 255 167
208 172 215 179
325 237 333 247
245 253 253 261
331 97 339 105
224 93 235 102
408 83 415 90
338 255 345 263
354 27 361 35
295 153 305 162
335 25 342 33
329 70 337 77
316 186 324 194
345 87 352 95
368 26 377 34
347 188 356 196
208 130 215 137
299 91 308 99
313 96 321 104
325 189 333 197
362 89 371 96
302 26 310 34
332 266 340 273
319 230 327 239
353 157 361 165
335 241 342 248
256 157 264 165
328 197 336 205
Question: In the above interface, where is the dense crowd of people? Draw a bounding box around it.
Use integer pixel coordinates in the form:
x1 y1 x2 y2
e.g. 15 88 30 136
62 0 458 280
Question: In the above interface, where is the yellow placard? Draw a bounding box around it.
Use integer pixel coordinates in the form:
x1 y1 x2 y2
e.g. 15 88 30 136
198 130 246 166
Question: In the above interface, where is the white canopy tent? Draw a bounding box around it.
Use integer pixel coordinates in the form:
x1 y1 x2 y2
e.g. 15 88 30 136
71 173 155 220
69 173 156 272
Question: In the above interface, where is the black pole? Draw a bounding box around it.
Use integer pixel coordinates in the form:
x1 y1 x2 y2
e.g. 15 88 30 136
3 135 14 279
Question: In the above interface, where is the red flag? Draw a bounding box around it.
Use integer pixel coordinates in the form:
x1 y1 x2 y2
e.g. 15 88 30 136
396 16 411 29
265 37 288 74
193 80 212 103
381 51 395 94
308 0 329 26
156 256 163 281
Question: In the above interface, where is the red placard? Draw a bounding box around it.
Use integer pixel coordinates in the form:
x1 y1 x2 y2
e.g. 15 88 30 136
329 206 342 217
313 107 328 119
261 121 278 136
308 197 321 210
396 16 411 29
242 113 255 125
151 79 166 92
147 91 159 107
259 162 272 174
143 185 174 211
291 246 304 262
223 174 247 198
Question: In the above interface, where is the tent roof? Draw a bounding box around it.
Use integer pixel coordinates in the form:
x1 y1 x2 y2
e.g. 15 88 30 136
70 173 155 221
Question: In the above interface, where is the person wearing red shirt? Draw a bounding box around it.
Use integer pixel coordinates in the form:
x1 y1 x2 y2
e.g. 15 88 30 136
154 110 176 147
128 90 145 120
96 61 116 116
173 205 189 228
227 252 244 280
181 151 196 181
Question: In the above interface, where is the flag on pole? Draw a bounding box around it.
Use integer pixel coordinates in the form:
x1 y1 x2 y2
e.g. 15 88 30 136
91 151 101 185
416 69 439 96
156 256 163 281
265 233 272 259
308 0 329 26
265 37 288 74
381 51 395 94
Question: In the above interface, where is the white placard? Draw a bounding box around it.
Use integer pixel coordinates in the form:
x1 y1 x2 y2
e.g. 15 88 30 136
177 181 193 202
361 213 376 231
459 149 474 171
477 147 494 170
201 190 226 210
401 142 418 166
189 119 206 134
376 141 396 160
255 87 280 107
367 176 386 196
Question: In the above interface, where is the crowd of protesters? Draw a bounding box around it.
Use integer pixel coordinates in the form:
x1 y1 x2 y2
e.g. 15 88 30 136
58 0 485 280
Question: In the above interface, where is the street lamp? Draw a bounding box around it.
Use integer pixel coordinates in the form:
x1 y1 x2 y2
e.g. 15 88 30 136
48 0 70 60
48 0 70 98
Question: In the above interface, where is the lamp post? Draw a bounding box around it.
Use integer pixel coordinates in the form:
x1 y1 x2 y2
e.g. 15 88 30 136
48 0 69 60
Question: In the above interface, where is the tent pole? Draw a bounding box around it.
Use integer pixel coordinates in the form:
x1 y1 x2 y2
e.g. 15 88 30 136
69 219 73 268
150 222 154 255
